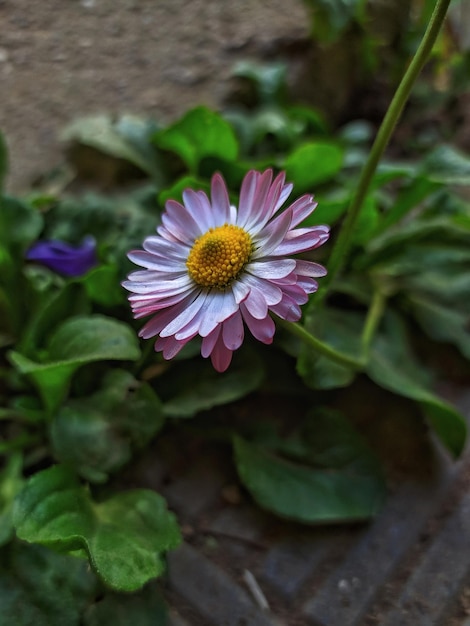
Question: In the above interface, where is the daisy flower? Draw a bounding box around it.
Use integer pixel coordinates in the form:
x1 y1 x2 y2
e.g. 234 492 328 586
123 169 329 372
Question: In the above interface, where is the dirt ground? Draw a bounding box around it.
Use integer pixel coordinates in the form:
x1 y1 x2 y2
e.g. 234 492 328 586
0 0 312 193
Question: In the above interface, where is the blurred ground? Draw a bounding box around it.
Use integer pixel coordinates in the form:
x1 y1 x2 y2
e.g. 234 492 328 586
0 0 309 192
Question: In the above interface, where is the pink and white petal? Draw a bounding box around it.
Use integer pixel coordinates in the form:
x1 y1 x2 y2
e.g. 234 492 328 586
231 280 251 305
240 304 275 344
274 182 293 211
245 171 285 231
155 334 194 360
295 260 327 277
238 273 282 305
289 195 317 227
211 173 232 223
270 228 330 256
268 271 297 286
201 326 221 358
130 290 194 317
123 274 193 295
156 225 185 244
295 276 319 294
247 258 296 280
127 250 185 272
243 287 268 319
209 334 234 372
270 295 302 322
138 293 198 338
159 290 209 337
222 311 244 351
143 236 189 261
279 282 310 305
162 200 203 242
182 189 213 232
199 289 239 336
252 208 293 256
175 289 239 340
238 170 272 228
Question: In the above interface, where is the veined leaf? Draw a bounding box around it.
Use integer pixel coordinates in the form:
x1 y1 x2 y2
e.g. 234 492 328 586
9 315 140 413
13 465 181 592
154 106 238 172
367 313 467 457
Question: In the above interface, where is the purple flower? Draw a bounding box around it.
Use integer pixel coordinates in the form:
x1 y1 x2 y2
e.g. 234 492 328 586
26 236 97 277
123 170 329 372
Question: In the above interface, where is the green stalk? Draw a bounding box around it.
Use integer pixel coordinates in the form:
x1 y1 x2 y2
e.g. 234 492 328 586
276 317 364 370
321 0 452 296
360 288 387 355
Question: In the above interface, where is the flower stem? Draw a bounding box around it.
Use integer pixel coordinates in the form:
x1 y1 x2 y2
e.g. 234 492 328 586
320 0 452 296
361 288 387 355
276 318 364 370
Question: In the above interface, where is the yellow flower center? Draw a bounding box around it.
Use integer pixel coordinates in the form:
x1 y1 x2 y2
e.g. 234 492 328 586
186 224 253 289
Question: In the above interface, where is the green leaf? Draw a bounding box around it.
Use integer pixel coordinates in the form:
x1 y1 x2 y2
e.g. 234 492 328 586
302 191 348 227
0 195 44 249
9 315 141 413
154 106 239 172
407 295 470 361
157 175 210 206
353 194 380 244
422 144 470 185
298 308 361 390
232 61 287 105
0 542 98 626
0 454 24 546
51 370 165 483
233 414 385 524
0 129 7 190
13 465 181 592
367 314 467 457
17 282 89 357
61 114 163 180
83 584 167 626
80 265 125 307
160 349 265 418
284 141 344 193
363 216 470 269
375 176 441 234
305 0 365 43
403 268 470 306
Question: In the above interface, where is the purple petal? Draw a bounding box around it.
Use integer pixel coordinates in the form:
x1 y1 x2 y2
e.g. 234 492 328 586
26 237 97 277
